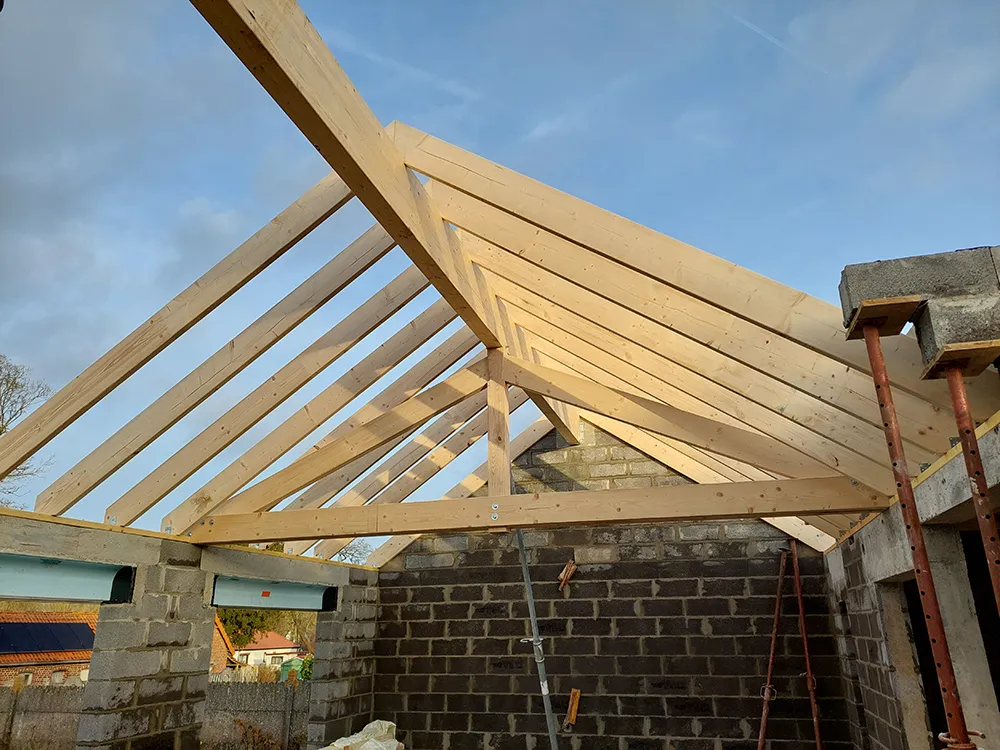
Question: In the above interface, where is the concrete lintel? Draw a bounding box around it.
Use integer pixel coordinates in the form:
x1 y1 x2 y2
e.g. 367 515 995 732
0 513 161 566
199 546 356 587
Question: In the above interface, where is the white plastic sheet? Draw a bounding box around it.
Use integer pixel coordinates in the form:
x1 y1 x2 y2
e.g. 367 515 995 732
329 719 400 750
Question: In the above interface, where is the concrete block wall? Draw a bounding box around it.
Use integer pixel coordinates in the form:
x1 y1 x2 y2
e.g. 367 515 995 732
77 540 215 750
375 425 851 749
307 568 379 749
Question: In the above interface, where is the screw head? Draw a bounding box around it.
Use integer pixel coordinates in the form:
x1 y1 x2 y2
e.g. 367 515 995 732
491 513 499 521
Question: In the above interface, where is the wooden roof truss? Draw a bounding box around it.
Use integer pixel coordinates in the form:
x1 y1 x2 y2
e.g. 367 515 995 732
3 0 995 564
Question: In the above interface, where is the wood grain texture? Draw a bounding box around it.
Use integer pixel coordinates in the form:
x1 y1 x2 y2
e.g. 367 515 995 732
0 172 352 483
189 0 501 347
40 224 395 519
363 418 553 567
503 355 837 480
444 192 952 455
157 301 460 535
191 476 890 544
487 349 511 496
393 122 998 416
209 360 491 517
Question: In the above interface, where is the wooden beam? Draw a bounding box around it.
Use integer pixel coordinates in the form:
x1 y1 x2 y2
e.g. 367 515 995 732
582 412 835 551
363 418 553 567
392 122 1000 417
505 297 903 494
502 355 837 480
304 388 530 558
487 350 511 496
206 360 491 518
0 172 352 482
38 225 396 518
190 477 890 544
276 347 487 515
190 0 501 349
160 311 473 535
443 188 953 455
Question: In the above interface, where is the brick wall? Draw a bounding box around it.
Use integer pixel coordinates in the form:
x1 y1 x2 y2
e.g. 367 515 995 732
375 424 852 749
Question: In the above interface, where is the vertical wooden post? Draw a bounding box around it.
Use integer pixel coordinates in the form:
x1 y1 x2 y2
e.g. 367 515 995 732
487 348 511 496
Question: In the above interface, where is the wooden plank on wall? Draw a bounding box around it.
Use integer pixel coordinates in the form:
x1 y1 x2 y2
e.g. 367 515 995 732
190 476 890 544
0 173 352 482
38 224 395 518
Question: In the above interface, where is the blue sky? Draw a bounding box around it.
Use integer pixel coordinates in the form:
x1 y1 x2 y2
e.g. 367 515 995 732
0 1 997 538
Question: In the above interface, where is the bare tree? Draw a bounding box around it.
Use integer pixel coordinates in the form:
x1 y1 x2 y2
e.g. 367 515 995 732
0 355 52 505
333 538 374 565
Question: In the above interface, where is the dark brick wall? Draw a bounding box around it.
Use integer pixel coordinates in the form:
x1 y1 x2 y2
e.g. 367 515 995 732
374 425 851 749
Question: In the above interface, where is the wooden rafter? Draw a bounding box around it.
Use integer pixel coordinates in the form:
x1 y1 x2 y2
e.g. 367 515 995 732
188 0 501 349
581 412 836 551
205 360 490 516
39 224 397 518
0 173 352 484
467 244 927 480
497 290 903 493
445 196 952 456
190 477 890 544
302 388 530 558
502 355 836 480
162 315 476 535
392 122 1000 417
363 418 553 567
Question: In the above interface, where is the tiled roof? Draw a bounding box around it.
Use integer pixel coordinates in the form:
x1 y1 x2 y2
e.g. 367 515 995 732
0 612 98 627
0 650 93 666
238 631 300 651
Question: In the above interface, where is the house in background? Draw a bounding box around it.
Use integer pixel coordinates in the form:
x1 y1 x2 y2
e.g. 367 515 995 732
0 612 236 685
0 612 97 686
232 631 302 667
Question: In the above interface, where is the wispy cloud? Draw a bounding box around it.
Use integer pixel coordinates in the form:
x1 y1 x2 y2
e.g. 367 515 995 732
523 72 639 142
324 27 482 105
712 1 830 75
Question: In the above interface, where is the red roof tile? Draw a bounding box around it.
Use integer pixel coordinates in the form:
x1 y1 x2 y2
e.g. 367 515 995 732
0 650 93 666
238 631 300 651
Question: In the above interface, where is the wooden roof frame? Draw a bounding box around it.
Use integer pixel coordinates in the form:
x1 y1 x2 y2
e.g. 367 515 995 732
1 0 995 566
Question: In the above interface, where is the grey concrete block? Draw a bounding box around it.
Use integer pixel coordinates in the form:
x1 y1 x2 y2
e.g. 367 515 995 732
137 676 184 706
163 566 209 594
147 621 192 648
88 649 163 681
915 294 1000 361
159 539 203 568
133 593 172 620
92 620 148 651
169 647 211 674
163 700 204 730
81 678 137 711
77 707 153 742
839 246 1000 326
404 553 454 570
184 673 210 701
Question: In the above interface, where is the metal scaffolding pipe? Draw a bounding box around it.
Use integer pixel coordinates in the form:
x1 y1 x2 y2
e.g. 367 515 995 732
791 540 822 750
757 550 787 750
945 365 1000 616
862 324 977 749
